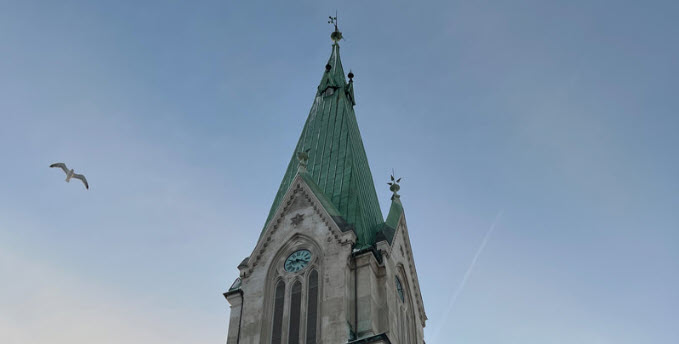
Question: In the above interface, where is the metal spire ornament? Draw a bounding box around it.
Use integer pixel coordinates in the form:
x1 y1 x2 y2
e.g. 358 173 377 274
328 12 343 43
387 169 402 200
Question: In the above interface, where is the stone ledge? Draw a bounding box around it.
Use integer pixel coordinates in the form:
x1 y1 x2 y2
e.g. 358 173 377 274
347 333 392 344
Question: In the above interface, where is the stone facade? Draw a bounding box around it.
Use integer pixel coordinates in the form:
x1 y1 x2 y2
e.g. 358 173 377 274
224 174 426 343
223 25 426 343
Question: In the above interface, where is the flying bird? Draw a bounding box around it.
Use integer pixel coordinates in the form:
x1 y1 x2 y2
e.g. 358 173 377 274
50 162 89 189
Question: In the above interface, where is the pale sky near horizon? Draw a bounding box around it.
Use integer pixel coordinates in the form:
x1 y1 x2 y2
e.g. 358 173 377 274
1 1 678 343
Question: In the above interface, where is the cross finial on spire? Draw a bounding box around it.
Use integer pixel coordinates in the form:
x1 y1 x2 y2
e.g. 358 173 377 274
328 11 343 43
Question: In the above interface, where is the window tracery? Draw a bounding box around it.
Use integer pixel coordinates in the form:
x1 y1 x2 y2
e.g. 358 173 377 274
288 281 302 343
271 280 285 344
306 269 319 343
266 241 322 344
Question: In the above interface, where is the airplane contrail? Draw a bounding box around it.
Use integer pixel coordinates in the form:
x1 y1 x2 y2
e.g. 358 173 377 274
431 210 504 343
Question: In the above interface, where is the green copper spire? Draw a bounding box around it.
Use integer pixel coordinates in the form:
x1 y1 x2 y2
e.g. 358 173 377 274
262 30 384 248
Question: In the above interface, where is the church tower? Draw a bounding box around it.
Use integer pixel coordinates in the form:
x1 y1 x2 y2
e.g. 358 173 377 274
224 21 427 344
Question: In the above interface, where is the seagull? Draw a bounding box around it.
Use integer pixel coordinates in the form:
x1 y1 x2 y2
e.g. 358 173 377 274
50 162 89 190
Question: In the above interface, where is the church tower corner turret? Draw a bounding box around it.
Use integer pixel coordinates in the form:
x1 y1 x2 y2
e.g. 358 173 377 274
224 20 427 344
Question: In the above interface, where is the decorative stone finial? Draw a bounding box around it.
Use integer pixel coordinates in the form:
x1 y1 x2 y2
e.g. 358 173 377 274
328 12 343 43
387 170 402 200
297 148 311 172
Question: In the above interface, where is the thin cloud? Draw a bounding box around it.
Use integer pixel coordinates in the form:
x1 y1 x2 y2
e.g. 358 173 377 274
431 210 504 343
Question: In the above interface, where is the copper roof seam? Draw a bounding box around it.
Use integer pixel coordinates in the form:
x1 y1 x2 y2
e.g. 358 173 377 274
335 114 348 213
316 98 333 178
300 97 319 150
328 93 344 200
349 108 383 235
325 91 343 191
318 93 335 190
310 98 328 176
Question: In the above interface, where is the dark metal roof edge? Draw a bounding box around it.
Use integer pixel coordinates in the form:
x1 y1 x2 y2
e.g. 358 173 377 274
347 333 392 344
374 224 396 245
238 257 249 269
222 288 243 300
351 245 383 264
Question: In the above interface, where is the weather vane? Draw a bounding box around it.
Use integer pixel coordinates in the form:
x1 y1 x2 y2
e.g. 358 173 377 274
387 169 402 200
328 11 343 43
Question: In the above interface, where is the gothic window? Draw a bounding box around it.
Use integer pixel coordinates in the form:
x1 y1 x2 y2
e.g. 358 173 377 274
306 269 319 343
396 268 417 343
395 276 404 302
271 280 286 344
267 244 321 344
288 281 302 343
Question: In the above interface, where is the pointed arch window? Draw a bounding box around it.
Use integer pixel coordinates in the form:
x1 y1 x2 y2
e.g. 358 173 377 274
396 269 417 343
395 276 404 302
268 247 322 344
288 281 303 343
306 269 319 343
271 280 285 344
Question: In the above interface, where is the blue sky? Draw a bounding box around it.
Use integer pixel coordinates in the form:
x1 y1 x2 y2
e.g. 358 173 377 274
1 1 678 343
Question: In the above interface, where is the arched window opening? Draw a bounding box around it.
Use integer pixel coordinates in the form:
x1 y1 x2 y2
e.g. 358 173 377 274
271 280 285 344
395 269 417 344
288 281 303 343
266 244 322 344
306 269 319 343
395 276 404 303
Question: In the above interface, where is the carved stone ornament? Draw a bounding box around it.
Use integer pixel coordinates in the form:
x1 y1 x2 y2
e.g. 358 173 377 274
291 213 304 226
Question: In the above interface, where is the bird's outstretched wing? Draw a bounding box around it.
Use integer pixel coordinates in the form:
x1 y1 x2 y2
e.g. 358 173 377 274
72 174 89 190
50 163 69 174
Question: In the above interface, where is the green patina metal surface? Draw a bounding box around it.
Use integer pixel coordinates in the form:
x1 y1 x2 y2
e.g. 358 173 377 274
262 42 384 248
385 198 404 231
299 172 341 218
372 198 403 245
